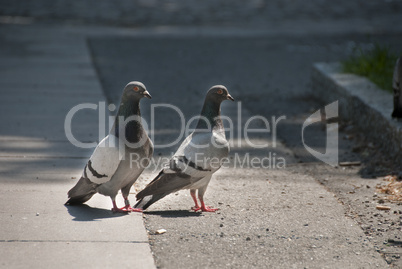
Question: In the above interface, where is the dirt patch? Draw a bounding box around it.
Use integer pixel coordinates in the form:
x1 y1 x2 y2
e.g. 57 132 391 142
289 120 402 267
377 175 402 203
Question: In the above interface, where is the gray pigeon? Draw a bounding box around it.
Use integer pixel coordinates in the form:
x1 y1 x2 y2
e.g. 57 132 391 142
135 85 234 212
66 81 153 213
392 56 402 118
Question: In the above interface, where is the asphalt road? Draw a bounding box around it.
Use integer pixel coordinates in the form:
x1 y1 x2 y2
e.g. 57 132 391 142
89 32 402 164
1 0 401 29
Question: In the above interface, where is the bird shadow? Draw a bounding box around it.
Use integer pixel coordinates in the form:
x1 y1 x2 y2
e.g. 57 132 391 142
144 209 202 218
65 204 128 221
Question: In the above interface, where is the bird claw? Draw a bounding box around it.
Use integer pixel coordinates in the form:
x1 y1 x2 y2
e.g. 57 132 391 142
121 205 143 213
111 207 129 214
201 206 219 212
191 206 219 212
112 206 143 213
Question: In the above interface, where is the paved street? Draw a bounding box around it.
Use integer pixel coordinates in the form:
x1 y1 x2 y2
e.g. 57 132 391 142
1 0 401 30
0 1 401 268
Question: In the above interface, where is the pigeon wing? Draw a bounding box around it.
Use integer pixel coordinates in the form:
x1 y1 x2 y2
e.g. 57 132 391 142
84 134 122 184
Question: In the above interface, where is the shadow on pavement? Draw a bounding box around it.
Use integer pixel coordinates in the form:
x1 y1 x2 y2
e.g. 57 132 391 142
144 210 202 218
65 204 127 221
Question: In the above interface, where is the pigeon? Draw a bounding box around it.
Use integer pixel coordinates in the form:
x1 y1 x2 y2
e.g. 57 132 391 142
65 81 153 213
392 56 402 118
134 85 234 212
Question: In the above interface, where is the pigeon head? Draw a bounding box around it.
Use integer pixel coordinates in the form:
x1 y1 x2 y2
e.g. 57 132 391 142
206 85 234 103
122 81 152 100
196 85 234 130
113 81 151 142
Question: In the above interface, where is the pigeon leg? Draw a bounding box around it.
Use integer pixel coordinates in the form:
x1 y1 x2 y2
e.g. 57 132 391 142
111 199 129 213
198 188 218 212
199 198 219 212
190 189 201 211
119 197 142 213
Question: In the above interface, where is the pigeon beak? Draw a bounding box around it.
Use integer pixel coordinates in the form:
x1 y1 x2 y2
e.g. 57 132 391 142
227 94 235 101
143 91 152 99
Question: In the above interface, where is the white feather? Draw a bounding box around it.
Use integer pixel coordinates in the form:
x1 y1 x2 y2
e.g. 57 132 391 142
84 134 123 184
183 132 229 171
167 131 229 179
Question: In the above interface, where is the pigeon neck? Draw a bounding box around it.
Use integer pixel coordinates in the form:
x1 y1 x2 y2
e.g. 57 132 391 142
112 99 144 143
196 99 224 131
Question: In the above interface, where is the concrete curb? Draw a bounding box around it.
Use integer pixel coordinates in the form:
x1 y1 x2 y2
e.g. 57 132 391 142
311 62 402 167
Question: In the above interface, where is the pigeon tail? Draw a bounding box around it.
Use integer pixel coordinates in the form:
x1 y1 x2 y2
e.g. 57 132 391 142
134 193 168 210
134 170 190 210
134 170 167 210
65 177 99 205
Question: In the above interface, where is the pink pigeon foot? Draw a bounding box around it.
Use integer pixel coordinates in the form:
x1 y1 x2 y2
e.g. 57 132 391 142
200 205 219 212
200 199 218 212
192 203 219 212
111 200 142 213
111 206 129 213
119 205 143 213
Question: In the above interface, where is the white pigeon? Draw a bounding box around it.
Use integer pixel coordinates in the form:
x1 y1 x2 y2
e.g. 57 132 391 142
135 85 234 212
66 81 153 213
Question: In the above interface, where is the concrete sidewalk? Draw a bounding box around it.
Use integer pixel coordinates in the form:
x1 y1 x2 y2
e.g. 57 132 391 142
0 24 155 268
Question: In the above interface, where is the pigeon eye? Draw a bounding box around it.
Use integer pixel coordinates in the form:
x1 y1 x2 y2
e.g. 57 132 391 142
217 89 223 94
133 86 139 92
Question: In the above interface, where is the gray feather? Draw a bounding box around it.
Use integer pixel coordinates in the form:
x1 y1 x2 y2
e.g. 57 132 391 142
65 177 99 205
134 193 168 210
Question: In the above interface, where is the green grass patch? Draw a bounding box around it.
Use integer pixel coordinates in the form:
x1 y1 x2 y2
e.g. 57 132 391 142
341 45 398 93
